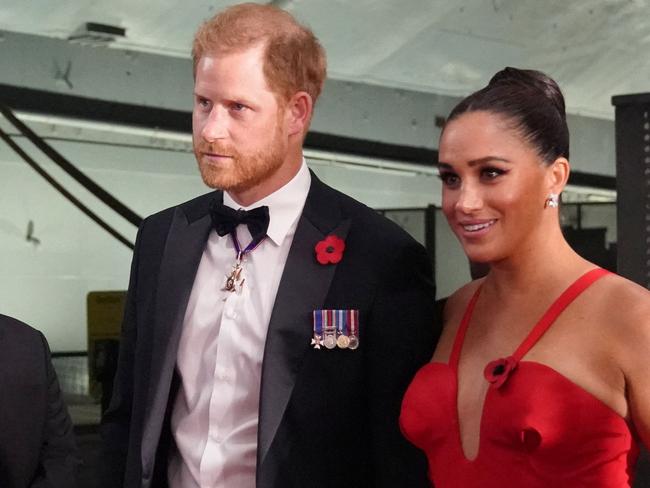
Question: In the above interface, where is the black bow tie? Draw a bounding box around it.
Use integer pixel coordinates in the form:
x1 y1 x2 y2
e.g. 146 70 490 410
209 198 270 243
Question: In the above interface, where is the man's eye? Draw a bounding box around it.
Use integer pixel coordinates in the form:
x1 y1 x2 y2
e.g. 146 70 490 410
230 103 247 112
196 97 211 109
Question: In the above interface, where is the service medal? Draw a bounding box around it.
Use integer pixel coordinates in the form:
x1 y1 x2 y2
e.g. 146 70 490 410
311 335 322 349
313 309 360 350
312 311 324 349
337 334 350 349
223 260 244 293
347 309 360 350
322 309 337 349
323 334 337 349
334 309 349 349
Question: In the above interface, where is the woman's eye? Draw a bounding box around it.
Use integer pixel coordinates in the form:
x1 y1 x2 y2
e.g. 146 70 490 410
482 168 505 179
438 172 460 187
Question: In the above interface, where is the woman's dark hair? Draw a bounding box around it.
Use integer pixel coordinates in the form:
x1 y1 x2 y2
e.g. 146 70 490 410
446 67 569 163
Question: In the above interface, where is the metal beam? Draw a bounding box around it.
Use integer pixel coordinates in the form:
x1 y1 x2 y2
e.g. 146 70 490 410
0 30 617 177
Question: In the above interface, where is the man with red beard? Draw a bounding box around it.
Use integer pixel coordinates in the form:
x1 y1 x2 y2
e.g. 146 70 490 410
101 4 437 488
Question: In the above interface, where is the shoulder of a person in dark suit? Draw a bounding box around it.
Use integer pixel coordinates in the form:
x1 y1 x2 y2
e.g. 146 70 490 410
138 190 217 235
0 314 52 394
125 191 217 267
321 181 423 252
0 313 47 355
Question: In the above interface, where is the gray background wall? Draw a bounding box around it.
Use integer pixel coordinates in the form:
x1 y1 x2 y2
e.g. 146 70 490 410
0 31 617 351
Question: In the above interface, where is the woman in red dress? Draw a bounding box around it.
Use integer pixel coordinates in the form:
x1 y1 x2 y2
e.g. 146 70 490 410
400 67 650 487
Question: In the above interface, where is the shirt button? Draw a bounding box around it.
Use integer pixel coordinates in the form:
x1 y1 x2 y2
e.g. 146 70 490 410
216 367 228 381
225 308 237 319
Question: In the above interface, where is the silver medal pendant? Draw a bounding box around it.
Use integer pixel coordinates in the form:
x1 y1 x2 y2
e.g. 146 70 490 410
323 334 337 349
223 255 245 293
323 323 337 349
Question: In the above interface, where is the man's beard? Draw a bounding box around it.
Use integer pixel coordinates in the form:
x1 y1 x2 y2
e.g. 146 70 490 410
195 132 287 193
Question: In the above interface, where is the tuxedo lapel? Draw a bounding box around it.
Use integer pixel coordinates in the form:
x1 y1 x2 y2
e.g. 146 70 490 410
141 195 214 473
257 174 350 468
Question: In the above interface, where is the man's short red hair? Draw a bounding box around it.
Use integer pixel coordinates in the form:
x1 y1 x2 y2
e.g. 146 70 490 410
192 3 327 105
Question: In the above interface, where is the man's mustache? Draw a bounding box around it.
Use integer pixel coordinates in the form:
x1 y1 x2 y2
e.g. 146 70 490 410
195 142 238 158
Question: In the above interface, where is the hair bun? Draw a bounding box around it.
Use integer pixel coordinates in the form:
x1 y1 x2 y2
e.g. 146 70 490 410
489 67 565 118
488 66 530 86
446 66 569 162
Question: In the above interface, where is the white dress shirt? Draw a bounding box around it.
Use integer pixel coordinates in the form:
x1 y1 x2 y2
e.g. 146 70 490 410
168 162 311 488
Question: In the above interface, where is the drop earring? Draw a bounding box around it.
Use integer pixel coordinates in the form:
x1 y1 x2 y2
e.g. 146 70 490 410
544 193 559 208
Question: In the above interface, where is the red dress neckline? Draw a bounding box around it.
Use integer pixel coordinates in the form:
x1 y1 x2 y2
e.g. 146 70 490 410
450 267 610 375
400 267 639 487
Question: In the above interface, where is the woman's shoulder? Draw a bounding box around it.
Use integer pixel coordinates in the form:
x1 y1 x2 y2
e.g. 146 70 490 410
444 279 485 320
591 272 650 349
430 279 484 363
597 272 650 318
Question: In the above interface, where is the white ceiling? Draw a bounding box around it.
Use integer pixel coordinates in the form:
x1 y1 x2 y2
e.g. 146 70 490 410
1 0 649 119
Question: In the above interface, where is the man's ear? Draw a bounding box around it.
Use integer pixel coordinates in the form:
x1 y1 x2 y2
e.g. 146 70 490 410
285 91 313 137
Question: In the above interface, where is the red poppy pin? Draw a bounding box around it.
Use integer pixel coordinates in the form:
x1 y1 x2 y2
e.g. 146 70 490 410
483 356 517 389
315 235 345 265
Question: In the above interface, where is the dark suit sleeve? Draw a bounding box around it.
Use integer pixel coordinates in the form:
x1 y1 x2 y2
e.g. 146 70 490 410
100 222 145 488
30 333 81 488
366 239 438 487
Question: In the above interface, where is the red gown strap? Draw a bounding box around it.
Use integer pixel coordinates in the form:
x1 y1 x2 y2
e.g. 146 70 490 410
512 267 610 362
449 285 483 372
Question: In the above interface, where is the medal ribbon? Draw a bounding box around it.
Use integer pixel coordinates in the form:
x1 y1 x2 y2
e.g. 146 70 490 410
337 309 345 336
222 229 267 293
313 310 323 336
347 309 358 336
230 230 266 261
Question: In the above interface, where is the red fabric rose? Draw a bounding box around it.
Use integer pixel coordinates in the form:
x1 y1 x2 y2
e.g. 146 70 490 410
483 356 518 389
315 235 345 265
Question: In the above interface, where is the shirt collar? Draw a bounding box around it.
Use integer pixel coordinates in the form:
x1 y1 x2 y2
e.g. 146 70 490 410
223 158 311 246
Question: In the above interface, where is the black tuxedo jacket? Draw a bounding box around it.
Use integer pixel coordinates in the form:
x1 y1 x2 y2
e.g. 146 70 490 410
0 314 79 488
101 173 438 487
